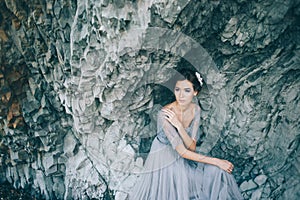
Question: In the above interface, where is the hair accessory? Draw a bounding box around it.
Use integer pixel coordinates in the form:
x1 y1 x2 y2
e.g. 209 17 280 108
195 72 203 86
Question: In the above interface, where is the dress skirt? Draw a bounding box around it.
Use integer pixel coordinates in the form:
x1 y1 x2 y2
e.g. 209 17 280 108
129 137 244 200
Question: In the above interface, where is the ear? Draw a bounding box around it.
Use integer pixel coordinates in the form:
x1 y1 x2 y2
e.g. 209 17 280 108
194 91 198 96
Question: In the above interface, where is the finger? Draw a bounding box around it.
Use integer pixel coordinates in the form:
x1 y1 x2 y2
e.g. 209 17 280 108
163 110 175 119
164 116 172 123
164 112 173 119
162 109 171 117
164 112 170 119
164 112 174 119
164 115 173 121
162 108 175 115
227 161 234 168
164 115 171 120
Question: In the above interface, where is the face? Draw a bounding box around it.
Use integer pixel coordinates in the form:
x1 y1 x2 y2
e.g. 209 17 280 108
174 80 197 107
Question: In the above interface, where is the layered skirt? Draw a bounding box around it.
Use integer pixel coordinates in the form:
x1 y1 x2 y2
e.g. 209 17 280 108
129 137 243 200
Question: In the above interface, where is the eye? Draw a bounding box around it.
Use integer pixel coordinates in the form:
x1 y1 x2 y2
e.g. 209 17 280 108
175 88 180 92
184 88 191 92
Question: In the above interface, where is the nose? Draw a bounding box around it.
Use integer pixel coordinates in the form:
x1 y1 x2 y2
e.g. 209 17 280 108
179 91 183 97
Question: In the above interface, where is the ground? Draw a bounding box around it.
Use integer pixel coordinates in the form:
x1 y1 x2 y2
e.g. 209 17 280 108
0 181 36 200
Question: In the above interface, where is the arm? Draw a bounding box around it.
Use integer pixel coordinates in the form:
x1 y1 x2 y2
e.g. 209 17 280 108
175 144 234 174
177 125 196 151
162 105 201 152
160 108 234 174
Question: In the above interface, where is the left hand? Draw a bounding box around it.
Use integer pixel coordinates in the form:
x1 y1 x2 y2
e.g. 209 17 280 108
162 108 182 130
215 159 234 174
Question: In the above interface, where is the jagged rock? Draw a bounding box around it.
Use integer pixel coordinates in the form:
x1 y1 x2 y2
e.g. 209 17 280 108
0 0 299 199
254 174 268 186
240 179 258 192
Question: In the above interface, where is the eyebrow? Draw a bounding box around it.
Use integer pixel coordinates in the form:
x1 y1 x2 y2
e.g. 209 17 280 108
175 87 192 90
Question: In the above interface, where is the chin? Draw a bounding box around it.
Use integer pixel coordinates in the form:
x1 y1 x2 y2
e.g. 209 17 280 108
177 101 191 106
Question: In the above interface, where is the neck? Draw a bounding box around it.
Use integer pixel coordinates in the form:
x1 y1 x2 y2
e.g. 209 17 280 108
175 102 190 112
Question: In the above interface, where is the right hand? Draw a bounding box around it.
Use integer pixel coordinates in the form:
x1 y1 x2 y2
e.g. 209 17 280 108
216 159 234 174
162 108 183 130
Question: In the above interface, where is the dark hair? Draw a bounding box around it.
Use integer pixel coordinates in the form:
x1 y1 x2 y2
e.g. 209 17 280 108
174 68 202 93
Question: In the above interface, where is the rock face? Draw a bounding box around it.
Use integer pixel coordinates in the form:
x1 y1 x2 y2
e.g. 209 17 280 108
0 0 299 199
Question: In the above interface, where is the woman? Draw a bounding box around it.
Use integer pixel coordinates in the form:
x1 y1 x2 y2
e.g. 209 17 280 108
129 68 243 200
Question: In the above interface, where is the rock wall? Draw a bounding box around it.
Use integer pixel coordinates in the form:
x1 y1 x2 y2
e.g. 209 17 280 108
0 0 299 199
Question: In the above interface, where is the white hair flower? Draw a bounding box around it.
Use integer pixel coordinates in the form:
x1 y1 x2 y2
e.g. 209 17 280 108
195 72 203 86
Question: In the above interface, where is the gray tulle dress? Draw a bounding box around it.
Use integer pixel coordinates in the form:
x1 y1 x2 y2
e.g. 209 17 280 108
129 105 243 200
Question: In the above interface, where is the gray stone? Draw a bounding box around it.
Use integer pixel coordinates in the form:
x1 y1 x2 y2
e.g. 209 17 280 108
240 179 258 192
254 174 268 186
250 188 264 200
0 0 299 199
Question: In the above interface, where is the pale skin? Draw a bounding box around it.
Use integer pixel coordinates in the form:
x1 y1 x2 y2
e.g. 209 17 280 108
162 79 234 174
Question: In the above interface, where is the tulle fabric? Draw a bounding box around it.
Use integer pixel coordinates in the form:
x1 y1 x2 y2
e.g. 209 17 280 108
128 104 243 200
129 138 204 200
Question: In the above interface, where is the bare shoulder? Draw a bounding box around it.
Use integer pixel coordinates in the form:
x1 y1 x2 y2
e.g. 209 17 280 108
193 103 201 113
163 102 176 110
194 103 200 110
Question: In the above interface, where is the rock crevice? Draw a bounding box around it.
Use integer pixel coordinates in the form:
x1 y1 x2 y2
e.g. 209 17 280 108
0 0 299 199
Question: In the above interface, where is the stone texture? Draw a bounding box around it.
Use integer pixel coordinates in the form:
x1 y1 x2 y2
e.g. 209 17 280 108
0 0 299 199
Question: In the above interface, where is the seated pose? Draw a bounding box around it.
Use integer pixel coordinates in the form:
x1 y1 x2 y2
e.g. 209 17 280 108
129 68 244 200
